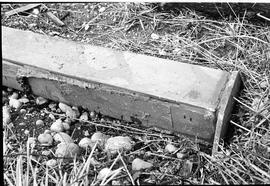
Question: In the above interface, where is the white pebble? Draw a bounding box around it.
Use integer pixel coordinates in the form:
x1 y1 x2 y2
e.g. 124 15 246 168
105 136 132 154
20 109 27 114
91 132 109 147
176 152 185 159
58 102 71 113
132 158 153 171
10 92 19 99
151 33 160 40
24 130 30 135
18 97 29 103
48 113 56 121
62 122 70 130
79 112 89 121
79 137 95 149
89 111 96 119
165 143 177 153
36 96 47 105
9 98 22 109
3 106 11 125
50 119 64 132
38 133 53 146
99 7 106 13
53 132 73 144
55 143 80 158
97 167 112 180
46 159 58 167
36 119 44 126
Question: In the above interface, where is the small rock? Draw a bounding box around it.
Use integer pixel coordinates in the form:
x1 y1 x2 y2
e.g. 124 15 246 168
72 106 80 117
260 80 268 89
49 103 56 110
48 113 56 121
58 102 71 113
89 111 96 119
165 143 177 153
176 152 185 159
112 180 121 185
18 97 29 103
32 8 39 15
46 159 58 167
105 136 132 154
36 96 47 105
55 142 80 158
36 119 44 126
62 122 70 130
7 88 13 92
79 137 96 149
91 132 109 147
79 112 89 121
9 98 22 109
38 133 53 146
99 7 106 13
151 33 160 40
66 109 77 119
53 132 73 144
2 90 7 96
24 130 30 135
3 106 11 125
64 117 72 124
19 122 26 126
89 157 100 165
44 129 51 134
42 150 51 156
27 137 36 145
97 167 112 180
132 158 153 171
20 108 27 114
10 92 19 99
50 119 64 132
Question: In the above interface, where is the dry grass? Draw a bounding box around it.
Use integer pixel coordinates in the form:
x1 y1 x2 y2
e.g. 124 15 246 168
2 2 270 185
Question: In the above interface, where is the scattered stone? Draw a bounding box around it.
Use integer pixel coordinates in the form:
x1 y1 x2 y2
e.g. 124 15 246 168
97 167 112 180
91 132 109 147
79 137 96 149
62 122 70 130
36 119 44 126
151 33 160 40
99 7 106 13
66 109 77 119
260 80 268 89
19 122 26 126
165 143 177 153
44 129 51 134
132 158 153 171
89 111 96 119
46 159 58 167
42 150 51 156
112 180 121 186
58 102 71 113
24 130 30 135
7 88 13 92
48 113 56 121
10 92 19 99
18 97 29 103
64 117 72 124
36 96 48 105
20 108 27 114
50 119 64 132
38 133 53 146
9 98 22 109
79 112 89 121
55 142 80 158
105 136 132 154
53 132 73 144
72 106 80 117
3 106 11 125
2 90 7 96
27 137 36 145
176 152 185 159
49 103 56 110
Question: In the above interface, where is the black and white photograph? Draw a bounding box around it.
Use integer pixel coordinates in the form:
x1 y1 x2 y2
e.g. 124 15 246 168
2 1 270 185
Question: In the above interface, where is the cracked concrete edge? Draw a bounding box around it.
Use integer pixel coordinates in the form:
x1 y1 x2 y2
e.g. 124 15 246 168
212 71 241 155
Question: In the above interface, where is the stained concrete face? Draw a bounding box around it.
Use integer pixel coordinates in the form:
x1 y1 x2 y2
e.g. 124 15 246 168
2 26 229 111
2 26 240 146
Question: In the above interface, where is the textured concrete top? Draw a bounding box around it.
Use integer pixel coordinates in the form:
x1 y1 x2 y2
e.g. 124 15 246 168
2 26 229 110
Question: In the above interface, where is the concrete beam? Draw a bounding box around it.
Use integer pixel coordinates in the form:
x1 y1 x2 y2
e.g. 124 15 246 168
2 26 241 149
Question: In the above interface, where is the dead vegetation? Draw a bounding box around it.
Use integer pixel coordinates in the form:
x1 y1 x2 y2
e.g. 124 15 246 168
2 2 270 185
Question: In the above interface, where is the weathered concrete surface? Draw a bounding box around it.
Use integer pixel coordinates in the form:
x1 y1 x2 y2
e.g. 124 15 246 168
2 26 241 148
2 26 229 112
